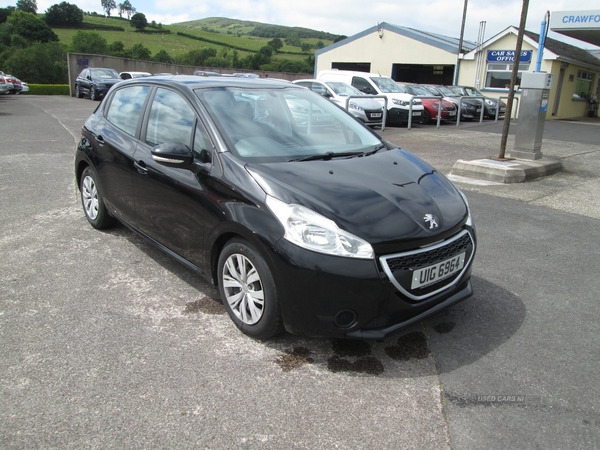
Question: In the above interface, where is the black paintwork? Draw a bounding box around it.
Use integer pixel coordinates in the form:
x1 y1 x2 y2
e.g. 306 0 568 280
75 75 476 338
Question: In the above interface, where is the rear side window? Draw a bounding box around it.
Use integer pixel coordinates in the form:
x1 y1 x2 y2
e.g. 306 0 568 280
105 85 150 137
145 88 195 148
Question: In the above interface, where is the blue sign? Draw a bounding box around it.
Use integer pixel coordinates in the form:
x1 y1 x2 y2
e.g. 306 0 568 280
77 58 89 66
486 50 532 63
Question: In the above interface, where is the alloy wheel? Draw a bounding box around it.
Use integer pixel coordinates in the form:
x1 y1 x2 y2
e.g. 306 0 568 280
81 175 99 220
222 254 265 325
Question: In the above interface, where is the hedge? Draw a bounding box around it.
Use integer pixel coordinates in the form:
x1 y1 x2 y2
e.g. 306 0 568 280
28 84 70 95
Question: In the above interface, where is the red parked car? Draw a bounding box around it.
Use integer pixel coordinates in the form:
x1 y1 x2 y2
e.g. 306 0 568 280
397 83 457 123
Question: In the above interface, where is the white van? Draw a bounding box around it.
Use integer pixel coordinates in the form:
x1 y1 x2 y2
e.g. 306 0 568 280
317 70 424 125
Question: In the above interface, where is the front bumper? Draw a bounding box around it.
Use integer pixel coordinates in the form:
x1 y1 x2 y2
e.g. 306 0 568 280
266 227 476 339
387 107 424 125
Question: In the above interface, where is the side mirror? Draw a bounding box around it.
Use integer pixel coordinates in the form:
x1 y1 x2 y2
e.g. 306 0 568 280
151 142 194 168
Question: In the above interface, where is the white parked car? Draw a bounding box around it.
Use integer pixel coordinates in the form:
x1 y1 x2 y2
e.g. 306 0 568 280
293 79 384 127
119 71 152 80
317 70 424 125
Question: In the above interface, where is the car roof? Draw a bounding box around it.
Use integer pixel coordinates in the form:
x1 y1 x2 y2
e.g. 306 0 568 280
119 74 298 90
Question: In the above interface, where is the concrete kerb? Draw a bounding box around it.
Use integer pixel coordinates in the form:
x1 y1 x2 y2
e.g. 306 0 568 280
451 157 564 183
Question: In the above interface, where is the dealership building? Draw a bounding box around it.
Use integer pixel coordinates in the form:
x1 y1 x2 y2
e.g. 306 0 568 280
314 10 600 119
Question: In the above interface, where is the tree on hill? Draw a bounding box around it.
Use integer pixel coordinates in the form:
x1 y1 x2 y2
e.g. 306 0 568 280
267 38 282 53
16 0 37 14
118 0 135 20
44 2 83 27
3 41 67 83
100 0 116 17
6 10 58 43
69 30 108 54
124 42 150 60
130 12 147 31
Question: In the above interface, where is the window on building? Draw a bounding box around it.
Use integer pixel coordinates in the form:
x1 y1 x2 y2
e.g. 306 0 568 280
484 62 530 89
572 70 594 101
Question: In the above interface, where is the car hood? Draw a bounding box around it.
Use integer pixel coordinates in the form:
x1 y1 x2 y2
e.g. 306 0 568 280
246 148 467 245
333 96 382 110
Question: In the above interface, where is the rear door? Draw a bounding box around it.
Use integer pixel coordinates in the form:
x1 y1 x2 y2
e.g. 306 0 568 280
92 84 151 224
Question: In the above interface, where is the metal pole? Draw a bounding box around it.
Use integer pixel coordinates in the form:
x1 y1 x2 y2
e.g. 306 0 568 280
535 11 550 72
453 0 469 86
499 0 529 159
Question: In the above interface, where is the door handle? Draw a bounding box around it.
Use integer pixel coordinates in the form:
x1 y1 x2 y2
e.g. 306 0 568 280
134 161 148 175
95 134 105 145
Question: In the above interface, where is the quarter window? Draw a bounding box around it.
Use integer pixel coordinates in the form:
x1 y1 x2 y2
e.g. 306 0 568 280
105 85 150 137
146 88 195 147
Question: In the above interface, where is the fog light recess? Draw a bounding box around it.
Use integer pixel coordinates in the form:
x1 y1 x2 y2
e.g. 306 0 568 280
334 310 357 329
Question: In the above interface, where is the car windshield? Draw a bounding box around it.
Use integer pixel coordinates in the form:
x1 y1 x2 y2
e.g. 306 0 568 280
370 77 406 93
91 68 119 79
436 86 459 96
325 82 364 96
196 86 381 163
405 84 434 97
462 86 484 97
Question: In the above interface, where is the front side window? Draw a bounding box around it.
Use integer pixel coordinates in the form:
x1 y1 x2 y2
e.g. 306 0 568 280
573 71 594 101
484 63 530 88
370 77 406 94
105 85 150 137
352 77 377 95
146 88 195 148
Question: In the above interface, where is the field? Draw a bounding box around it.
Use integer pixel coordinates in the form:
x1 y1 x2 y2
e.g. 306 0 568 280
51 15 337 61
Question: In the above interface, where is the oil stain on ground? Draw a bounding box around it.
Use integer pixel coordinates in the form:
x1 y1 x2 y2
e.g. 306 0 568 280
433 321 455 334
384 331 430 360
327 340 384 375
275 347 314 372
183 297 226 315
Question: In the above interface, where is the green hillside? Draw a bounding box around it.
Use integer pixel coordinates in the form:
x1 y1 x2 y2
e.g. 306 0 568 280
0 11 340 84
51 14 338 60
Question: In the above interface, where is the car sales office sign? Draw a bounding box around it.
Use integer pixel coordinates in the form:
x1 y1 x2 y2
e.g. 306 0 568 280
487 50 533 63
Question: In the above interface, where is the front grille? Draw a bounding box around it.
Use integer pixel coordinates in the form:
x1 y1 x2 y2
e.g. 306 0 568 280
379 229 475 301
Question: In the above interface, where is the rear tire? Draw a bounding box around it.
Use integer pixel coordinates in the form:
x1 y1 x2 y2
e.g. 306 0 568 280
218 238 283 339
80 166 115 229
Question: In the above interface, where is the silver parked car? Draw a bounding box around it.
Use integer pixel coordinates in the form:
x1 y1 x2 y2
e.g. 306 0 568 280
293 79 384 127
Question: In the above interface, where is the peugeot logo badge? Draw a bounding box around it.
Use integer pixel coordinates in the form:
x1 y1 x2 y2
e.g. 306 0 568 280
424 213 438 229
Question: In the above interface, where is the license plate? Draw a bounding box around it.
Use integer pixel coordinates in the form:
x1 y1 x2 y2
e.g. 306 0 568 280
371 113 382 118
412 112 422 116
411 253 465 289
449 111 456 116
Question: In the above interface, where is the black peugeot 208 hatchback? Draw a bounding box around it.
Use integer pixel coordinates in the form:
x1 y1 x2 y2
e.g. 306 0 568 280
75 75 476 339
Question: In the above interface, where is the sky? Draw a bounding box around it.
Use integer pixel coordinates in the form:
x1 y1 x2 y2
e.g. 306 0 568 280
3 0 599 49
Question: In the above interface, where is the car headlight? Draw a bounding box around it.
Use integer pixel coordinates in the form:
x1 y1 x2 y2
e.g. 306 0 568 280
457 189 474 227
485 99 495 106
266 195 374 259
392 99 409 106
349 102 363 111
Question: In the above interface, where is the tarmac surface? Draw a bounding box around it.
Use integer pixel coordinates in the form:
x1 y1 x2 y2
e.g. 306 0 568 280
1 94 599 449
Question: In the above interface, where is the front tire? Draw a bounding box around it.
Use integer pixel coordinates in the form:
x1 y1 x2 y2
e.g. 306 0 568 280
422 110 431 123
75 83 82 98
80 166 115 229
218 238 283 339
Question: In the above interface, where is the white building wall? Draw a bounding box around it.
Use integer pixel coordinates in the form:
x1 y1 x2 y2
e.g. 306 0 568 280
316 31 457 77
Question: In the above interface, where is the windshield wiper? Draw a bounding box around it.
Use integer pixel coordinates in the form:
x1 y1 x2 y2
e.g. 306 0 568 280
363 143 386 156
289 151 363 162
